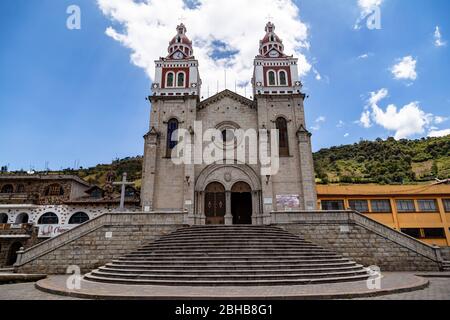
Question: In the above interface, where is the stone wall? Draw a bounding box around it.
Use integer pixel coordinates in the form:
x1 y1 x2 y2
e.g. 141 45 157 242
15 212 186 274
273 211 442 272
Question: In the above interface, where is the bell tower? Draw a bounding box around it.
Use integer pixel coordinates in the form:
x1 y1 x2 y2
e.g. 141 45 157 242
151 23 201 97
141 24 199 219
253 22 317 214
252 22 302 96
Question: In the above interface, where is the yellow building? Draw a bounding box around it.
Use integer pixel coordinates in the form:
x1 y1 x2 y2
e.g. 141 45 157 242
316 183 450 247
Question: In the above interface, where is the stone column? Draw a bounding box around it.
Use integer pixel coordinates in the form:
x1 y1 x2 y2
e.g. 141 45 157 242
225 191 233 225
296 126 317 211
251 191 259 225
141 128 159 212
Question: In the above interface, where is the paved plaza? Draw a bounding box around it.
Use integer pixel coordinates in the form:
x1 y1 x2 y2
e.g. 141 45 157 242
0 274 449 300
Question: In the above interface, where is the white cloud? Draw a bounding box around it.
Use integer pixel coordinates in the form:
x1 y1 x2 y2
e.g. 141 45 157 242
359 110 372 128
357 53 370 59
357 88 441 139
315 116 326 123
96 0 311 97
311 116 326 131
434 26 447 47
435 116 448 124
344 133 350 138
428 129 450 138
390 56 417 81
354 0 383 30
337 120 345 128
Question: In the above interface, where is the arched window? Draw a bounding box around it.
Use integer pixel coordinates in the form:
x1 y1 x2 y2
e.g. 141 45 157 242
276 117 289 156
166 118 179 157
68 212 90 225
6 242 22 266
38 212 59 225
279 71 287 86
268 71 276 86
177 72 185 87
166 72 175 88
1 184 13 193
16 213 29 224
44 184 64 196
0 213 8 224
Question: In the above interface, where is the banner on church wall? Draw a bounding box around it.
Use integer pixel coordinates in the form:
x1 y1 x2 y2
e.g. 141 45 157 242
276 195 300 211
38 224 76 238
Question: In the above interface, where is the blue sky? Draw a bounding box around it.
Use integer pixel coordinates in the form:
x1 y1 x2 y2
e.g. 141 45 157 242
1 0 449 171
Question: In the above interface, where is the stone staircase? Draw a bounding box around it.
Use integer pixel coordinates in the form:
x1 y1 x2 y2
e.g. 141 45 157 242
443 261 450 271
84 225 370 286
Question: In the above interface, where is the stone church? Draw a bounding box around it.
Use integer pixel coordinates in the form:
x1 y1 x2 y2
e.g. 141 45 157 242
141 22 317 225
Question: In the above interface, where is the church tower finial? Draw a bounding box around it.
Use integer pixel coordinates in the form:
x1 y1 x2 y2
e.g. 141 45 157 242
168 23 193 59
259 22 284 56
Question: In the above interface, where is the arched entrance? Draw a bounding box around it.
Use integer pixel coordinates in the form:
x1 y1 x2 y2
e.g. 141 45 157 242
204 182 226 225
231 182 252 225
6 242 22 266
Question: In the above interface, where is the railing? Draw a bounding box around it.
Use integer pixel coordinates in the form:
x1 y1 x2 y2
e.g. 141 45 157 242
15 212 186 267
271 210 443 264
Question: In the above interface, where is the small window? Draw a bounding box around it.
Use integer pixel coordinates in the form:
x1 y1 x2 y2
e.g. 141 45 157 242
177 72 185 87
370 200 392 213
321 200 345 211
90 189 103 199
268 71 276 86
44 184 64 196
16 184 25 193
1 184 13 194
166 118 179 157
0 213 8 224
423 228 446 239
276 117 289 157
69 212 89 225
396 200 416 213
401 228 421 238
417 199 438 212
279 71 287 86
444 199 450 213
16 213 29 224
38 212 59 225
349 200 369 213
166 72 175 87
125 187 135 197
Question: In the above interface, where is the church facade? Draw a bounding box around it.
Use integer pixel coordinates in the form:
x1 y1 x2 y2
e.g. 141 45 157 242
141 22 317 225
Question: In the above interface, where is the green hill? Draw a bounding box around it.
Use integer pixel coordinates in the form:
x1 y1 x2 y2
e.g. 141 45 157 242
4 135 449 187
314 135 450 184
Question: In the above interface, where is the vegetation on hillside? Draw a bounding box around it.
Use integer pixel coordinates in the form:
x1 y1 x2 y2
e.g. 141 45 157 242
314 135 450 184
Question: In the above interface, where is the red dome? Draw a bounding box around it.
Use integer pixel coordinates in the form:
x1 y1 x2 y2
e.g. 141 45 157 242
167 24 193 59
259 22 285 56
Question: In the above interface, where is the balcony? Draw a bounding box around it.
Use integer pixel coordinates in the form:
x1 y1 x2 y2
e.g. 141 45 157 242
0 193 38 205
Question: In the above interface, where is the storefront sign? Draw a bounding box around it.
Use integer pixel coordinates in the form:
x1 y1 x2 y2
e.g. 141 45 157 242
38 224 76 238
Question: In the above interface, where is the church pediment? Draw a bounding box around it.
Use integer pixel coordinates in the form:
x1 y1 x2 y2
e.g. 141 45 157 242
197 90 256 110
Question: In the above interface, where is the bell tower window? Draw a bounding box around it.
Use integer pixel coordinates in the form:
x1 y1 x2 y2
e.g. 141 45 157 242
276 117 289 157
166 72 175 87
279 70 287 86
177 72 185 87
268 70 276 86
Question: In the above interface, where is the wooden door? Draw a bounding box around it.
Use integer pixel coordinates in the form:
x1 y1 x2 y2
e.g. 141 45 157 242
205 182 226 225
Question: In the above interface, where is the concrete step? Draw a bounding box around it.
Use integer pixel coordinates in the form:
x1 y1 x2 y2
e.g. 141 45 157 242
111 257 352 265
106 261 358 269
85 225 369 286
98 264 365 275
84 272 370 286
0 268 15 274
92 268 369 280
